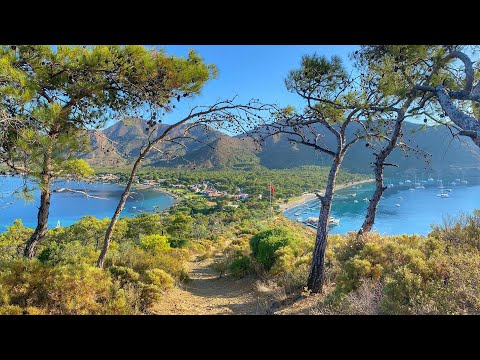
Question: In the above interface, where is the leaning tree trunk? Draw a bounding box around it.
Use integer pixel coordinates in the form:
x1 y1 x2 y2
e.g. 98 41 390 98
307 155 342 293
97 148 149 268
24 152 53 258
358 156 387 235
358 100 411 236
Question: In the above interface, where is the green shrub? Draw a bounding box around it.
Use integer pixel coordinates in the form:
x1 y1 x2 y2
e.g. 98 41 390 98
0 260 139 314
144 269 175 290
139 283 162 309
0 220 33 261
229 255 252 278
250 227 298 270
0 305 24 315
139 234 171 255
109 266 140 286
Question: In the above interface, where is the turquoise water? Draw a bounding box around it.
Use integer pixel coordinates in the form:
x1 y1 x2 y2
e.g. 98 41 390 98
284 177 480 235
0 176 175 231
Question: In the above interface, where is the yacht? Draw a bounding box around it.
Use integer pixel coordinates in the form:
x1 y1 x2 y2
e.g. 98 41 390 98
399 181 404 185
328 217 340 227
428 177 434 182
294 212 300 216
451 181 457 186
303 216 340 228
395 203 401 207
398 196 403 200
405 179 412 184
437 187 449 197
354 200 358 203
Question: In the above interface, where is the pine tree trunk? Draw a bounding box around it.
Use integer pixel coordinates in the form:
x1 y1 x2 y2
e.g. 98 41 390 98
357 101 412 236
307 156 341 293
358 158 386 235
97 151 147 268
24 153 53 258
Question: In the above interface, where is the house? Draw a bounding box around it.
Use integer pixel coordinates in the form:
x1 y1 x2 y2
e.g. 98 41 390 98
234 193 249 200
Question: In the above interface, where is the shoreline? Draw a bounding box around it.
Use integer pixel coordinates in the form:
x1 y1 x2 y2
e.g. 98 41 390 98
279 178 374 212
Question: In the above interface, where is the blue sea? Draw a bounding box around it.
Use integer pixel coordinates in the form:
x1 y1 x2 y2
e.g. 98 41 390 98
0 176 175 231
284 176 480 236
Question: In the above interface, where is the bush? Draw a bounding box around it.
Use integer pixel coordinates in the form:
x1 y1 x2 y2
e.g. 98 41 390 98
229 255 252 278
0 220 33 261
0 305 24 315
139 283 163 309
109 266 140 286
144 269 175 291
250 227 298 270
0 260 140 314
139 234 171 255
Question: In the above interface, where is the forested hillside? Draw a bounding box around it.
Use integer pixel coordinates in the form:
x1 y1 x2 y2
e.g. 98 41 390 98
85 119 480 176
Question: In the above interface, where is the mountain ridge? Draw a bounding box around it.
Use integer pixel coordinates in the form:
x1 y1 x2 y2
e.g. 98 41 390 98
84 119 480 176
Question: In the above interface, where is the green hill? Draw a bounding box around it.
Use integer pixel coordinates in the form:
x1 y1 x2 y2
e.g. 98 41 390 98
85 119 480 177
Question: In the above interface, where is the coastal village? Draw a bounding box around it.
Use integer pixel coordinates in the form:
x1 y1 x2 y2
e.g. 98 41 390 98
95 173 250 201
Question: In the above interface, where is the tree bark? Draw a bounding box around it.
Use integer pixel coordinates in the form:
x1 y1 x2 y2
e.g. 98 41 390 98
24 151 53 258
435 86 480 147
358 97 414 236
307 155 342 293
359 158 387 235
97 147 149 268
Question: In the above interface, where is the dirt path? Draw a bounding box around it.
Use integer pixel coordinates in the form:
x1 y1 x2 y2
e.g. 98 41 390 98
151 252 261 315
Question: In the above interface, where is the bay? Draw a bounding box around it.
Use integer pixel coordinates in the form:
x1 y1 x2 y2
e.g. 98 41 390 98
285 176 480 235
0 176 175 230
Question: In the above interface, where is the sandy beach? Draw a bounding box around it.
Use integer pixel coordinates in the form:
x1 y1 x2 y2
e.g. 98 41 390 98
278 178 374 211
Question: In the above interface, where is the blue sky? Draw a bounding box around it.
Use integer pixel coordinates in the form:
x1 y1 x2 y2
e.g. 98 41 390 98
151 45 359 125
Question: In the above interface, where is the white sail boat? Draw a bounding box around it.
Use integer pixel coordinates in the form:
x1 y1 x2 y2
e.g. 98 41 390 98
414 174 424 189
56 220 61 229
